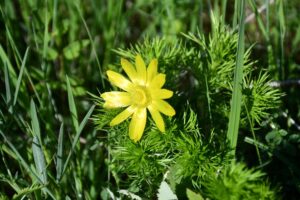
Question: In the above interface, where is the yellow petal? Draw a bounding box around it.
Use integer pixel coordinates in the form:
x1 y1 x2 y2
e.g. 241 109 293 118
107 70 133 92
121 58 138 83
152 100 175 116
101 92 131 108
135 55 147 85
129 108 147 142
149 73 166 89
147 58 158 85
110 105 136 126
150 89 173 100
148 105 165 132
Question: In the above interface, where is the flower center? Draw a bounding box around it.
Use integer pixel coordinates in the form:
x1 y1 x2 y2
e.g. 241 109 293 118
131 85 151 107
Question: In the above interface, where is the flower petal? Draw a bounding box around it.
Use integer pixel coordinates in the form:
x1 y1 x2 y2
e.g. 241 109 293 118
152 100 175 116
150 89 173 100
110 105 136 126
149 73 166 89
129 108 147 142
101 92 131 108
147 58 158 85
135 55 147 85
107 70 133 92
147 105 165 132
121 58 138 83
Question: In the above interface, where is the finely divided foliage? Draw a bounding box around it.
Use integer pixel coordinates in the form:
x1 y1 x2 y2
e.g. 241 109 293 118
95 17 281 199
2 0 297 199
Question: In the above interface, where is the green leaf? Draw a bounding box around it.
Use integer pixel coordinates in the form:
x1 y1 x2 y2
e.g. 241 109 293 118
4 62 12 111
66 75 79 132
226 0 245 156
30 99 47 185
244 137 270 152
186 188 204 200
0 173 21 193
46 47 58 60
248 0 269 41
75 4 105 88
277 0 286 79
42 5 49 61
63 39 90 60
12 184 45 200
0 130 42 183
32 135 47 184
56 123 64 181
0 45 17 84
30 100 41 140
266 129 287 146
13 47 29 106
61 104 95 179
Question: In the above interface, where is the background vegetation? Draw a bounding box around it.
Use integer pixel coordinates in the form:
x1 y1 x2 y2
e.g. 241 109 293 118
0 0 299 199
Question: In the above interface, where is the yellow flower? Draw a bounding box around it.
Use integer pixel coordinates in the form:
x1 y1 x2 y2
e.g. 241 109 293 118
101 54 175 142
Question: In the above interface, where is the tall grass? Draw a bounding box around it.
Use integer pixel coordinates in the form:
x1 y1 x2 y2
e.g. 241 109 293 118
0 0 299 199
226 0 245 155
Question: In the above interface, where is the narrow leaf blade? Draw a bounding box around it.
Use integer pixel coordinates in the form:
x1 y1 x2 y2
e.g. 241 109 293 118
32 135 47 184
226 0 246 155
4 62 12 110
66 75 79 132
13 47 30 106
56 123 64 181
61 104 95 178
30 100 41 140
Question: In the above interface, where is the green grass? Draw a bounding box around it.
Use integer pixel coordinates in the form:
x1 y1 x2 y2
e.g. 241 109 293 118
226 0 245 155
1 0 300 199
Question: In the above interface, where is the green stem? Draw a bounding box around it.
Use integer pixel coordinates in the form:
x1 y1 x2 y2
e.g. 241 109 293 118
226 0 245 156
244 103 262 165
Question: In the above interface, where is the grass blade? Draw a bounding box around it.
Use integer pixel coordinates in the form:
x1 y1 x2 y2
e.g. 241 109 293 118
75 3 105 88
66 75 79 132
61 104 95 179
32 135 47 184
244 137 270 151
1 45 17 84
13 47 30 107
30 100 41 141
42 0 49 62
4 62 12 111
277 0 285 80
248 0 269 41
1 133 55 199
226 0 246 156
221 0 228 23
56 123 64 181
243 103 262 165
0 130 42 183
232 0 238 27
30 100 47 185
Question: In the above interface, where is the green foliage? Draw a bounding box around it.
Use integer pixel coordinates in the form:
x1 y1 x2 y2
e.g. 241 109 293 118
104 104 229 199
242 72 283 125
107 119 176 197
186 188 204 200
93 13 282 199
1 0 299 199
203 162 277 200
226 0 245 155
253 128 300 196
